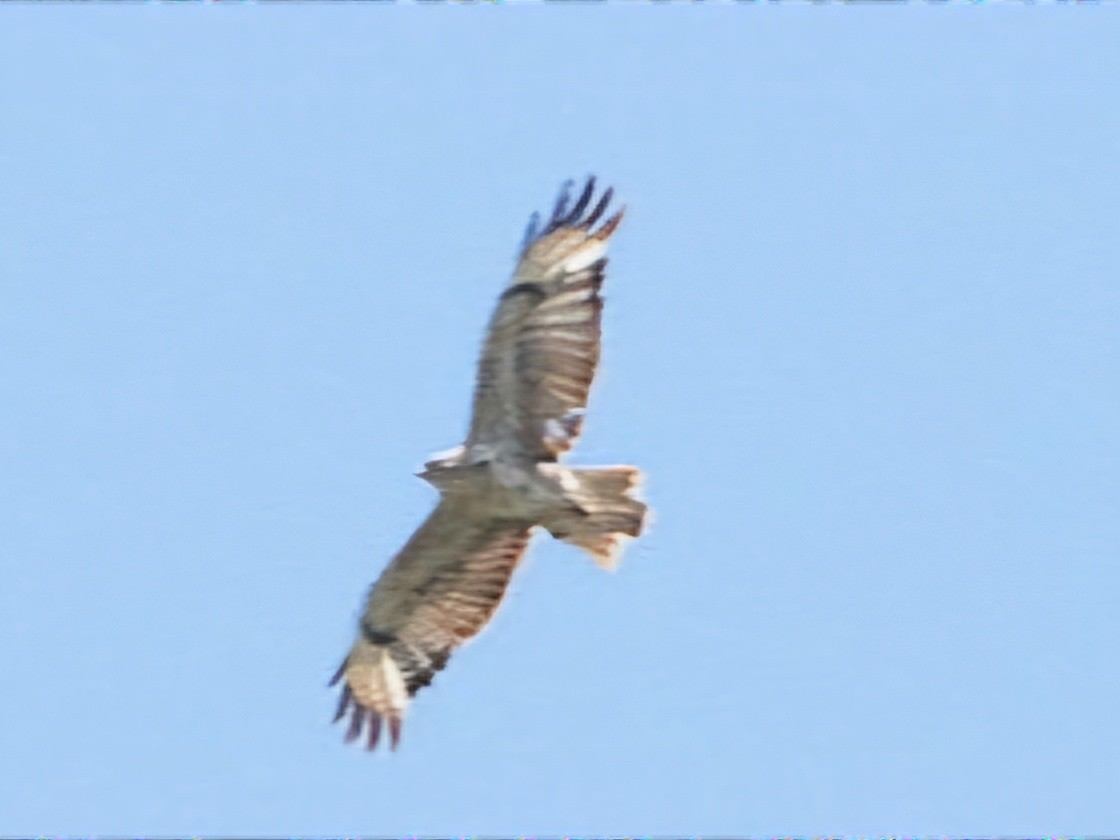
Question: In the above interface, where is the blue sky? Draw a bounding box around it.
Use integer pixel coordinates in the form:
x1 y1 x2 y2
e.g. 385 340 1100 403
2 6 1118 836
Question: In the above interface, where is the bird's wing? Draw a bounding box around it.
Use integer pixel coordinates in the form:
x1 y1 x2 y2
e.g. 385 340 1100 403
332 496 532 750
466 177 624 460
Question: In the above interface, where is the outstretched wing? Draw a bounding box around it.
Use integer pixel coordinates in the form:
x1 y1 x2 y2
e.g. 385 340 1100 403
332 497 532 750
466 177 624 461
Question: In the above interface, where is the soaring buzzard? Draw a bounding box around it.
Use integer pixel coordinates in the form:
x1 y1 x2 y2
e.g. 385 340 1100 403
331 177 648 750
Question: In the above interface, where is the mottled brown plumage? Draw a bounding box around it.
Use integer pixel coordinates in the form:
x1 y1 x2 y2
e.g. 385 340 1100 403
332 178 647 750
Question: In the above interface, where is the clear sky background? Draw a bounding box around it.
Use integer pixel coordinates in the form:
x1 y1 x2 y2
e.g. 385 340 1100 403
2 6 1117 837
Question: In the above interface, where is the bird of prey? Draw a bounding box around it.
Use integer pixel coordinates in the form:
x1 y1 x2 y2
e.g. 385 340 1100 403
331 177 648 751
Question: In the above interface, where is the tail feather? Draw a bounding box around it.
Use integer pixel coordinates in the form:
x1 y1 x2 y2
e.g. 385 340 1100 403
543 465 648 571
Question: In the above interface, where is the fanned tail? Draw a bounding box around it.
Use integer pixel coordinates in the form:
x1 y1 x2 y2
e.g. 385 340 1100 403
542 465 648 571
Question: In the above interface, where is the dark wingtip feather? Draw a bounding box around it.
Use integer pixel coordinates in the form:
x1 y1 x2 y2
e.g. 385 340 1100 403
332 684 353 723
563 176 596 225
550 179 575 225
344 706 365 744
584 186 614 229
328 658 347 687
389 716 403 751
365 714 383 751
526 177 619 245
520 211 541 254
595 207 625 241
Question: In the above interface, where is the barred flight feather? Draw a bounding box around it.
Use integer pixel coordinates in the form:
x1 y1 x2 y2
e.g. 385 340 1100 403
332 177 647 751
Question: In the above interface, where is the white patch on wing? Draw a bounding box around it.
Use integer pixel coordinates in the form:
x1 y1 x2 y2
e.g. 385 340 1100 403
427 444 465 463
560 240 607 274
543 418 569 444
424 445 467 473
375 652 409 714
557 468 580 494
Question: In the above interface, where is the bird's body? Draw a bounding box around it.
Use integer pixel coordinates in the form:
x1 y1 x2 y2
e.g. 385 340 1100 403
332 178 647 750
